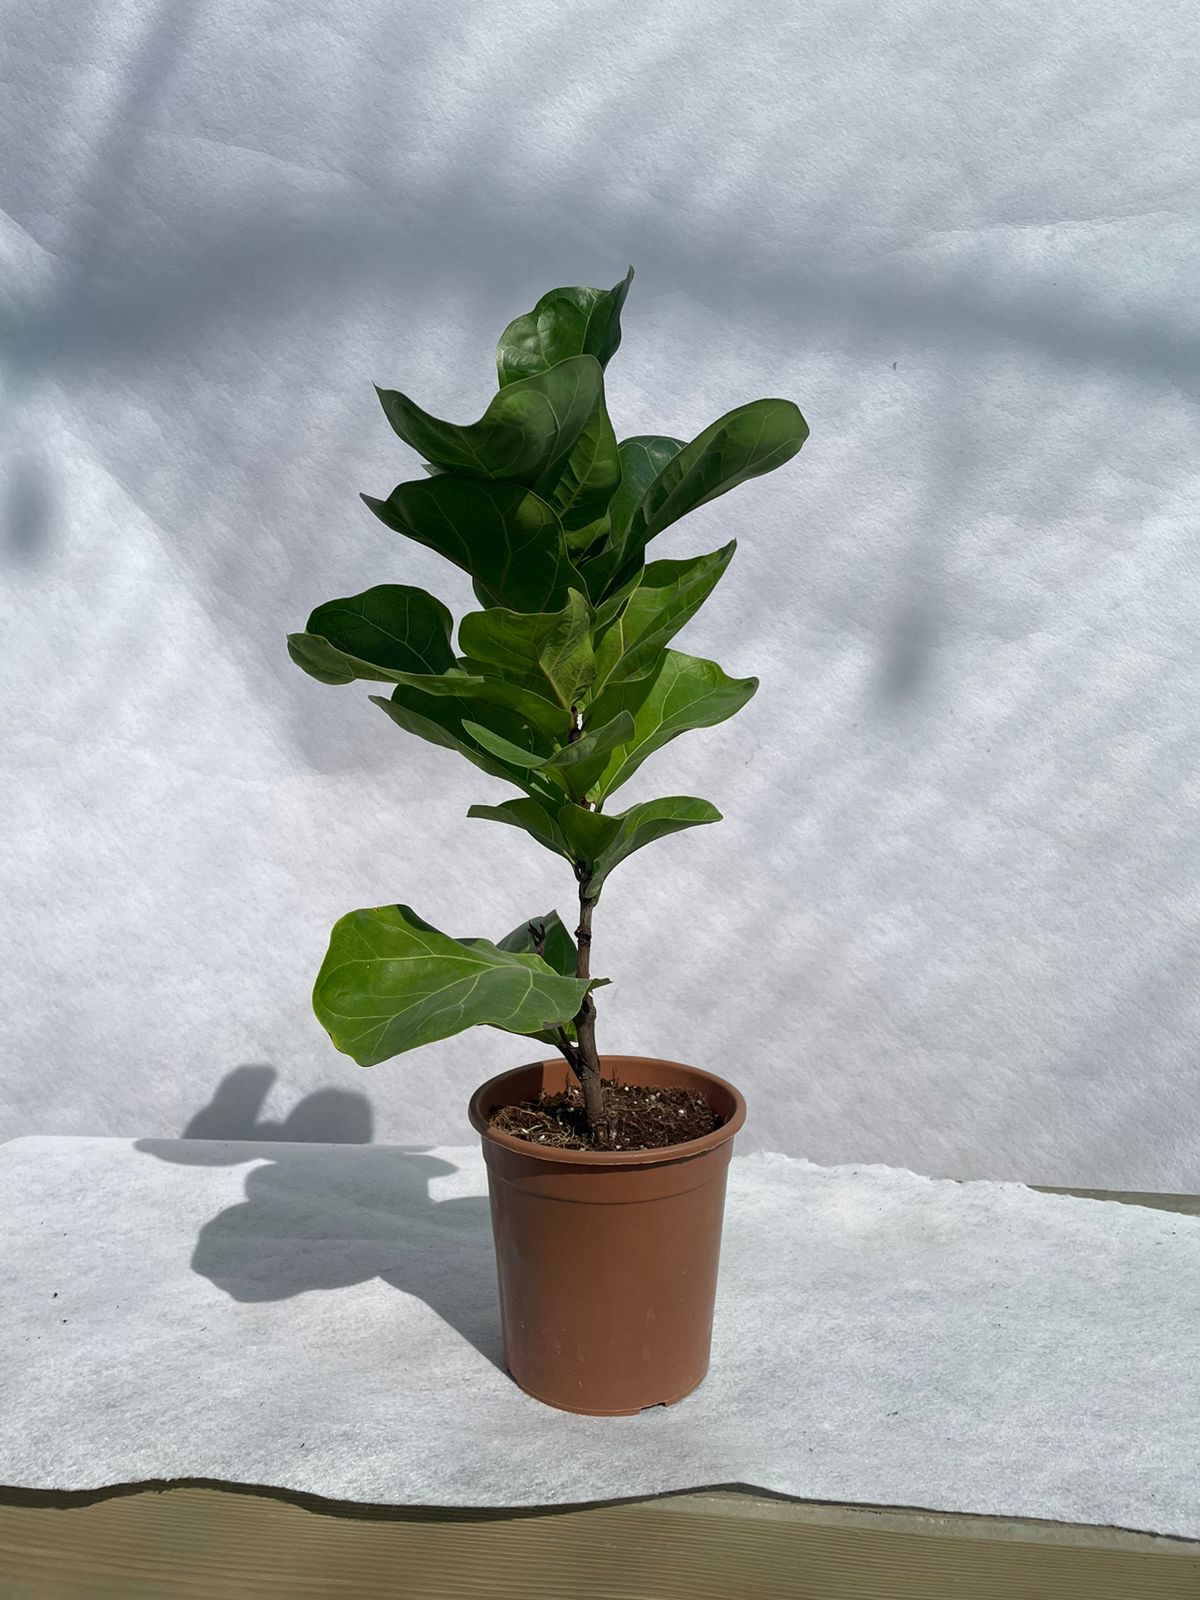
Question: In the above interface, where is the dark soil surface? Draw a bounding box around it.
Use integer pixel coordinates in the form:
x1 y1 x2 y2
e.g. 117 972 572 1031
487 1080 722 1152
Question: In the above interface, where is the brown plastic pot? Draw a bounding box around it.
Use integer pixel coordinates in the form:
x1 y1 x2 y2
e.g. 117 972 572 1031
467 1053 746 1416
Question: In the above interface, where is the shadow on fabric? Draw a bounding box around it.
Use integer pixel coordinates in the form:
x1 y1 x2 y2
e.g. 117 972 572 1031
135 1067 503 1375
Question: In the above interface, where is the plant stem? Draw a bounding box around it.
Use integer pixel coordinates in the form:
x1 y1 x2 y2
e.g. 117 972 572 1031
564 704 607 1145
552 1033 580 1075
572 874 607 1142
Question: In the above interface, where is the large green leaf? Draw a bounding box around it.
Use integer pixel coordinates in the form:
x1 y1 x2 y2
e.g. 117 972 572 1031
287 585 455 686
470 791 723 893
286 586 564 733
313 903 600 1066
306 652 563 738
457 660 573 736
557 795 723 895
458 589 595 710
370 686 560 803
495 909 584 1048
466 797 572 861
543 389 621 554
541 711 636 798
463 720 553 770
591 565 644 631
496 266 634 387
369 666 567 737
463 710 634 799
611 398 808 583
578 436 685 601
375 356 601 489
591 542 737 694
448 664 571 736
587 649 759 799
497 910 578 977
361 476 583 614
607 435 687 546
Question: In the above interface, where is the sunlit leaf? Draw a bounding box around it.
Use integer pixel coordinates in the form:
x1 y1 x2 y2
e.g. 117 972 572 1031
362 476 584 614
313 903 601 1065
496 266 634 386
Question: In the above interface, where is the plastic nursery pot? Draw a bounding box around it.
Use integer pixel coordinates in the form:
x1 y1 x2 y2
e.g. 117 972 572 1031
467 1054 747 1417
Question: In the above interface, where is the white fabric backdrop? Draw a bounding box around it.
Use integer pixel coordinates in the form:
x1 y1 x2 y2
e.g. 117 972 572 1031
2 0 1198 1188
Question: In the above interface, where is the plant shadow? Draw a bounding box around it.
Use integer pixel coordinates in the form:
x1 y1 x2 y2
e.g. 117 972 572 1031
175 1062 376 1149
136 1069 504 1376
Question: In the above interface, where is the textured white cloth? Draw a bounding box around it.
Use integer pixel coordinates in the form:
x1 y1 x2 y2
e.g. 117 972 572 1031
3 1135 1197 1538
3 0 1200 1188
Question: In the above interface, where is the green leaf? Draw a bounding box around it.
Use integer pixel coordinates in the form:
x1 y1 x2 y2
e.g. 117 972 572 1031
591 542 737 694
448 663 572 736
463 720 552 770
543 388 620 554
357 663 567 737
466 797 572 862
454 659 579 732
496 266 634 387
287 628 561 737
463 710 635 799
579 435 686 601
468 788 723 893
287 585 455 685
286 576 567 731
542 712 636 798
544 713 635 770
497 910 578 977
371 687 560 803
494 909 591 1049
587 649 759 799
458 589 595 710
607 435 687 546
313 903 600 1066
375 356 601 489
361 476 584 614
591 565 644 631
557 795 723 895
611 398 809 584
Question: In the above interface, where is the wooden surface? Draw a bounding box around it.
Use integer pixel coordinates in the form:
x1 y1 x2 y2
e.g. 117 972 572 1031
4 1183 1198 1599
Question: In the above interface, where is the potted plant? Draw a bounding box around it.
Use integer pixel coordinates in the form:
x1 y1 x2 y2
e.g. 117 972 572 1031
288 266 808 1414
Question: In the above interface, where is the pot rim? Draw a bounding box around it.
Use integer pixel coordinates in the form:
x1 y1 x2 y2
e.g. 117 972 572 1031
467 1053 747 1167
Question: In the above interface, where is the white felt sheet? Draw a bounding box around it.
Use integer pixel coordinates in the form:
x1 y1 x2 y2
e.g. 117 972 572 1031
3 1135 1197 1538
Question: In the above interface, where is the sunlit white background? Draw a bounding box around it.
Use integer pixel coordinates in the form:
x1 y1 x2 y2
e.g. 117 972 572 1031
3 0 1198 1187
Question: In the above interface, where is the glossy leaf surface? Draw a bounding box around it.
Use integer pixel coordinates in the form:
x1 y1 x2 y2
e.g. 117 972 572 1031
312 903 599 1066
541 711 636 798
557 794 723 894
606 435 687 545
463 720 553 770
465 797 572 861
496 266 634 386
362 476 583 614
587 649 759 799
497 909 578 977
495 909 587 1047
545 396 620 554
458 590 595 710
287 585 455 685
580 435 685 600
629 398 807 544
376 356 601 490
371 688 560 804
591 543 736 693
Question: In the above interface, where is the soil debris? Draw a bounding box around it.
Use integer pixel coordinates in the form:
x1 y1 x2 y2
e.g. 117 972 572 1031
488 1080 721 1152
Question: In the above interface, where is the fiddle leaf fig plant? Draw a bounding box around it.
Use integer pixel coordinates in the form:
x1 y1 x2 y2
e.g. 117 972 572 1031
289 266 808 1143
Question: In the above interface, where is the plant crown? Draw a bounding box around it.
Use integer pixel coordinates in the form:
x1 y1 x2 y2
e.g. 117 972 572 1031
288 267 808 1069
